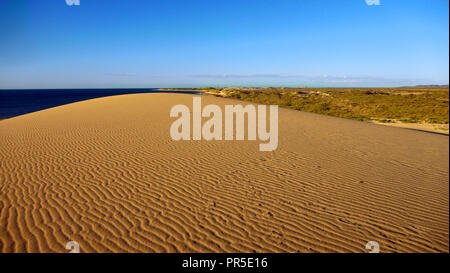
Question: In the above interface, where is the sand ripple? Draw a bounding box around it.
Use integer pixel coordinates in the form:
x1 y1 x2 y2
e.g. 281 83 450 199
0 93 448 252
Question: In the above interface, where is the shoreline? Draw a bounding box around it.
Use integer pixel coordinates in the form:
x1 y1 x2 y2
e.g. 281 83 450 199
2 88 449 135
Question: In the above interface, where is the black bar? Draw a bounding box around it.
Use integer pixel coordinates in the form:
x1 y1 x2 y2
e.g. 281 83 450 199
0 253 448 272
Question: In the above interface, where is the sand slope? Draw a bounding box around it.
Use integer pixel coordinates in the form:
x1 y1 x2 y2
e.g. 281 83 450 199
0 93 448 253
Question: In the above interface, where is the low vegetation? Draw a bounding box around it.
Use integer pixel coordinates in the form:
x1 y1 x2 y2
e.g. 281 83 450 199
182 87 449 124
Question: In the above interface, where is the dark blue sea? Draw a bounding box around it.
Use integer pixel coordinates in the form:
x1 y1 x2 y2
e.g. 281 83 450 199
0 88 201 119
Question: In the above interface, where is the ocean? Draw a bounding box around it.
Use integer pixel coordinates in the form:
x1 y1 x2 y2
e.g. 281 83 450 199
0 88 201 119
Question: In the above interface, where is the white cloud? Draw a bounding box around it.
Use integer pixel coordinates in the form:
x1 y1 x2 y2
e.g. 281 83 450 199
189 74 439 87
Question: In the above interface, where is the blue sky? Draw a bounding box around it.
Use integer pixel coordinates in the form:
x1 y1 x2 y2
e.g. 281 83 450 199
0 0 448 88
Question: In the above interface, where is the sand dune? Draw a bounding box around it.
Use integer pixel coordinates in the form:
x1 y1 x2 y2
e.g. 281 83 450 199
0 93 448 253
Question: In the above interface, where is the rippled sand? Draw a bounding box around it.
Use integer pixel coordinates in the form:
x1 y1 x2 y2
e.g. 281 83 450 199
0 93 448 252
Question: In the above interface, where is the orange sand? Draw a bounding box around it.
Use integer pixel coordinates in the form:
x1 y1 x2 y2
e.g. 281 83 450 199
0 93 448 252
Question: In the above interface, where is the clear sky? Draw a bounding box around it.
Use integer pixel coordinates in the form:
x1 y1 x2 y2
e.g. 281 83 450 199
0 0 448 88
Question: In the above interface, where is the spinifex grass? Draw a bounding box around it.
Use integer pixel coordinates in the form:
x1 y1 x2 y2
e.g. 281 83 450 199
196 87 449 124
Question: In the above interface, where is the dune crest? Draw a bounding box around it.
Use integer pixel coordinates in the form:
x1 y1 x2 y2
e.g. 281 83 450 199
0 93 448 253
